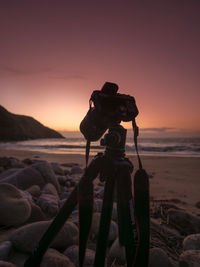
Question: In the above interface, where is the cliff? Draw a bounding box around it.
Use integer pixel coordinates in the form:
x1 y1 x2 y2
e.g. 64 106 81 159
0 105 64 141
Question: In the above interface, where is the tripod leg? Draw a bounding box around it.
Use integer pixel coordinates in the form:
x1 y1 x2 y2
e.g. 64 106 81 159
24 186 79 267
78 177 94 267
24 155 102 267
133 169 150 267
94 175 115 267
117 165 138 267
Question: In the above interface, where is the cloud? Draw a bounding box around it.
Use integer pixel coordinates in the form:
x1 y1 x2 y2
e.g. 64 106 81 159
50 74 87 80
0 65 54 76
0 65 87 80
140 127 176 132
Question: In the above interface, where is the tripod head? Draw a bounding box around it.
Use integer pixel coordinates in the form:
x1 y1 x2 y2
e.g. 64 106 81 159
100 124 127 158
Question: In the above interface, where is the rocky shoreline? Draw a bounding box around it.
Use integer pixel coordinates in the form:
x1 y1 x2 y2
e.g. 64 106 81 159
0 156 200 267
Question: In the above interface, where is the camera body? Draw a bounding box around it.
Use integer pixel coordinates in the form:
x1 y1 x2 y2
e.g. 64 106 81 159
80 82 138 141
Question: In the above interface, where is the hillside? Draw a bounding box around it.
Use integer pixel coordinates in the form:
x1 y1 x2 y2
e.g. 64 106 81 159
0 105 64 141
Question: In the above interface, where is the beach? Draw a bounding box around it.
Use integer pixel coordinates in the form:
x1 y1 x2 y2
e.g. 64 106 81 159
1 148 200 216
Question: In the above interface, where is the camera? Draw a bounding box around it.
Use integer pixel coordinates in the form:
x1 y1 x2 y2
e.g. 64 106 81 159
80 82 139 141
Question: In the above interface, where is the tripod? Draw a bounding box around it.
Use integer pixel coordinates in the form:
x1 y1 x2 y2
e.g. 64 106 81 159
24 124 149 267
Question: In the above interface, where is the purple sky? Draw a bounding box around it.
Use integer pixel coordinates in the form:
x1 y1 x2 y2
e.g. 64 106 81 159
0 1 200 135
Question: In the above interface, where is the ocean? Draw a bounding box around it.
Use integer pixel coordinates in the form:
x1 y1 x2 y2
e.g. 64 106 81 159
0 131 200 157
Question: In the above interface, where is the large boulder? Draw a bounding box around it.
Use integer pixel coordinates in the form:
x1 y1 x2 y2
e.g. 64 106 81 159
179 250 200 267
10 221 78 253
41 248 75 267
0 162 60 193
0 183 31 226
168 208 200 235
183 234 200 251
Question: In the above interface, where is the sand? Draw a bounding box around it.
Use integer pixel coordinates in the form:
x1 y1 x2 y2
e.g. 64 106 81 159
0 148 200 215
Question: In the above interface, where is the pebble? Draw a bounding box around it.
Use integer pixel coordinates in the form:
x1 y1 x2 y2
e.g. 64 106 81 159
107 238 126 266
179 250 200 267
41 248 75 267
26 185 41 198
51 162 65 175
168 208 200 234
0 261 17 267
37 193 59 217
64 245 95 267
183 234 200 251
149 247 174 267
70 166 83 175
0 241 12 261
90 212 118 242
42 183 59 198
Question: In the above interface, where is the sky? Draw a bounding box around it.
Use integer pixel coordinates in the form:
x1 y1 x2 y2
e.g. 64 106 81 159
0 0 200 137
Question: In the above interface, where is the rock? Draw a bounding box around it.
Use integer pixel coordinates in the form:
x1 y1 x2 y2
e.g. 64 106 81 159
10 221 78 253
0 162 60 193
64 245 95 267
42 183 59 198
22 158 33 165
70 166 83 175
26 185 41 198
37 193 59 217
51 162 65 175
0 166 44 190
57 175 68 186
0 261 17 267
61 163 79 168
26 202 46 223
0 169 20 181
95 189 104 199
149 247 174 267
93 199 103 213
32 162 60 193
0 167 4 174
90 213 118 242
0 241 12 261
93 200 118 221
41 248 75 267
107 238 126 266
19 189 33 203
111 202 118 222
0 183 31 226
0 157 24 169
179 250 200 267
60 191 71 200
183 234 200 251
8 251 29 267
168 208 200 235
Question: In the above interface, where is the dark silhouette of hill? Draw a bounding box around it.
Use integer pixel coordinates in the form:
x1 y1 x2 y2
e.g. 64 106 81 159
0 105 64 141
